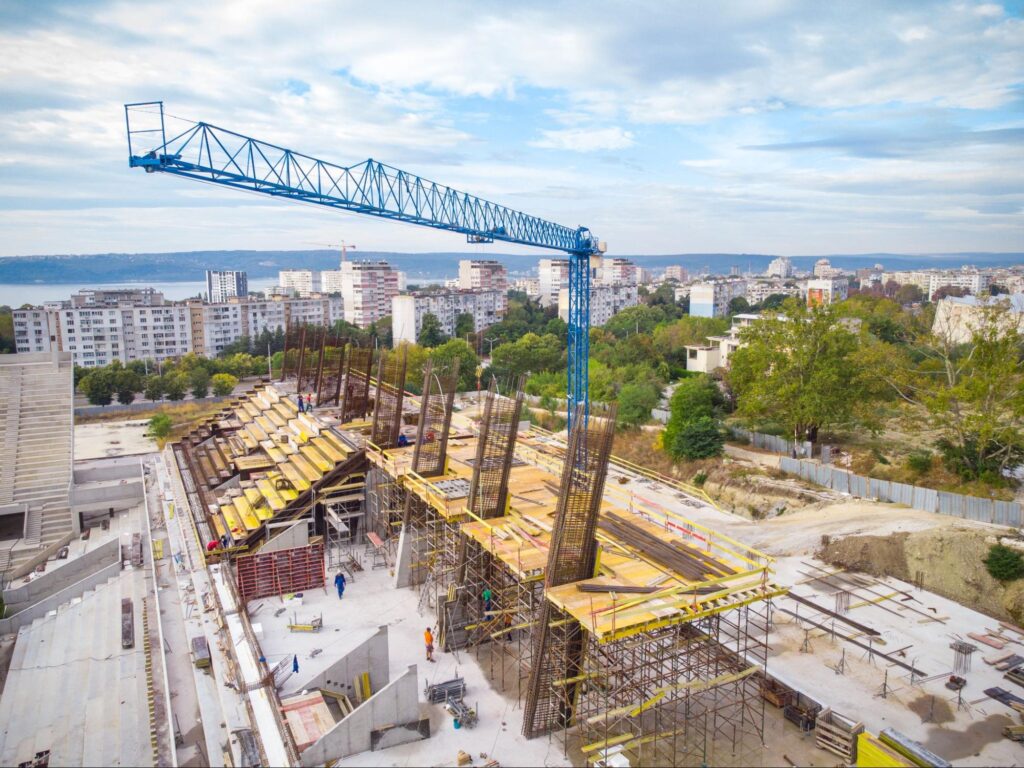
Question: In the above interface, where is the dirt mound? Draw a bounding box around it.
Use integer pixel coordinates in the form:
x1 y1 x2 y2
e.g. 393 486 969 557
820 525 1024 624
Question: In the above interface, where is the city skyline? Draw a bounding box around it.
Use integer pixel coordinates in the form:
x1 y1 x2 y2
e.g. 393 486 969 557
1 1 1021 258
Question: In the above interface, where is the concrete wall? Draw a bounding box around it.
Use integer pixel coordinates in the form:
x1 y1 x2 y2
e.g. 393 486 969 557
294 625 390 699
261 520 310 554
71 478 144 516
73 457 142 484
300 664 423 766
0 562 121 635
3 537 119 614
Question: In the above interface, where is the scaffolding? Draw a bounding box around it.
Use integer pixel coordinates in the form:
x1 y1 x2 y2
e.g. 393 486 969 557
370 347 408 449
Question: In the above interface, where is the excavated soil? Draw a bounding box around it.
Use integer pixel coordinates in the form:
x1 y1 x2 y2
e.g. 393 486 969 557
819 526 1024 624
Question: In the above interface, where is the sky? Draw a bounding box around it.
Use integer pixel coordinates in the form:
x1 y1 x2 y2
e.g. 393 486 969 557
0 0 1022 259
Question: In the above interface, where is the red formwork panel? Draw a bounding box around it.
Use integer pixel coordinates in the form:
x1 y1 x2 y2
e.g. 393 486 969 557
236 541 325 605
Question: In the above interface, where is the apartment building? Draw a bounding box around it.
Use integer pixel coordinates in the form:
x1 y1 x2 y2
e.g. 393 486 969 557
807 277 849 306
205 270 248 303
684 313 762 373
538 258 570 307
664 265 688 282
392 290 505 345
12 307 57 353
512 277 541 298
279 269 321 297
594 257 638 287
557 284 639 327
340 260 400 327
813 259 845 279
745 280 800 305
927 271 991 298
70 287 165 307
765 256 794 279
189 301 246 358
459 260 507 292
689 280 748 318
320 269 344 294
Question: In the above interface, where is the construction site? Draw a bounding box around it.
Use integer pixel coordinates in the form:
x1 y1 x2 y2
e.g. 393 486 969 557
3 101 1023 768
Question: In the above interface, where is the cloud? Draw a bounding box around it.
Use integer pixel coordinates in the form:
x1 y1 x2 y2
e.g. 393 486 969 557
530 126 635 152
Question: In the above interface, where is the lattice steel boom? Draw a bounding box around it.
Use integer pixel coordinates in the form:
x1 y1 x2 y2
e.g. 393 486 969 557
124 101 602 426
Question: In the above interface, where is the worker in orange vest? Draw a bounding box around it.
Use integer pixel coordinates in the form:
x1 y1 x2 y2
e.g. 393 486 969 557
424 627 435 662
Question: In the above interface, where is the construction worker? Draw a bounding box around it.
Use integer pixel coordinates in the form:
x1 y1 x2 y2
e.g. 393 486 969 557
334 571 346 600
482 586 492 615
306 394 314 413
297 394 305 413
292 654 299 674
424 627 435 662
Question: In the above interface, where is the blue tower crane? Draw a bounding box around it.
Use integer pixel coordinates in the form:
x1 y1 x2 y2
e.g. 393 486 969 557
124 101 603 429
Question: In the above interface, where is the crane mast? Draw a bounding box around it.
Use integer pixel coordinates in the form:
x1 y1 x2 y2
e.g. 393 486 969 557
124 101 601 427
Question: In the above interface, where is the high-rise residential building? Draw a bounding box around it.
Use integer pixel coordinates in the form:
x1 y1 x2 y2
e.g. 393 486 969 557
594 257 638 287
340 260 400 327
11 307 58 353
689 280 748 318
189 300 246 358
458 260 507 292
745 280 801 305
664 266 689 282
538 258 570 307
392 289 505 345
320 269 344 294
926 270 991 299
557 284 639 327
205 270 248 303
813 259 844 279
806 277 849 307
279 269 321 296
766 256 794 279
69 287 165 307
513 277 541 298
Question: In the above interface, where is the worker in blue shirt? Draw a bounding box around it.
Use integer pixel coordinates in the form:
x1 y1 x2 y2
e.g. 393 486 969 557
334 571 346 600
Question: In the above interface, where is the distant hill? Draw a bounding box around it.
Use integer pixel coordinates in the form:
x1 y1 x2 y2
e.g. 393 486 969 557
0 249 1020 284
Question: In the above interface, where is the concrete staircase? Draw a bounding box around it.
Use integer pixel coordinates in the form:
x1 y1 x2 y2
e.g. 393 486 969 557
0 570 154 767
0 354 74 558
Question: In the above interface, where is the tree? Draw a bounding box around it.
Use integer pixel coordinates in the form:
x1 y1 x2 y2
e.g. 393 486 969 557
454 312 475 339
603 305 666 339
430 339 480 391
114 369 143 405
79 369 116 406
369 315 393 348
144 374 165 402
759 294 789 311
164 372 188 401
669 416 724 459
211 373 239 397
148 413 173 440
488 333 563 381
190 368 211 399
728 300 875 442
417 313 447 347
871 303 1024 481
663 375 723 453
984 544 1024 581
895 284 924 305
617 382 660 427
931 285 967 302
728 296 751 315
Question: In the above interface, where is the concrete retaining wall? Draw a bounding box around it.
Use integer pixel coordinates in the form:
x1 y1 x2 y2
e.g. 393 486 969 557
72 479 144 511
295 625 390 700
300 664 423 766
261 520 310 554
0 561 121 635
2 537 120 614
73 457 143 484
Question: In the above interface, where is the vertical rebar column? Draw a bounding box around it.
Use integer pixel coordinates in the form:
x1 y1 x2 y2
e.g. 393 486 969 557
313 329 328 403
412 358 460 477
523 403 617 739
295 326 308 392
340 345 373 422
370 346 408 449
467 377 525 519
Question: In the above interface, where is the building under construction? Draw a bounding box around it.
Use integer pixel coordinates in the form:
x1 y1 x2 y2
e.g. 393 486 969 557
167 333 784 766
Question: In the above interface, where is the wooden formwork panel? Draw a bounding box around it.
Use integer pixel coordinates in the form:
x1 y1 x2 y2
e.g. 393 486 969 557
236 541 325 604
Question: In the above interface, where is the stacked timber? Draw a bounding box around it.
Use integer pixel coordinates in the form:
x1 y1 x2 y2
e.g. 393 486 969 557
814 707 863 763
597 512 736 580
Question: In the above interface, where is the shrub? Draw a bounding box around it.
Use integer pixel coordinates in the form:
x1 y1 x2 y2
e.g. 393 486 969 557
905 450 932 474
984 544 1024 582
211 373 239 397
670 416 724 460
692 471 708 487
148 413 172 440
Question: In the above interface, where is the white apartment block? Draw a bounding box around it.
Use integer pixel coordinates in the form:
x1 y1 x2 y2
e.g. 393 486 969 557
513 277 541 298
806 277 849 306
392 290 505 346
340 261 400 327
279 269 321 296
12 307 57 353
538 258 570 307
205 270 248 303
927 271 991 298
70 287 164 307
664 266 688 282
557 284 639 327
745 280 800 305
190 301 246 358
813 259 845 279
320 269 344 294
684 313 762 373
689 280 748 318
766 256 794 279
61 305 192 367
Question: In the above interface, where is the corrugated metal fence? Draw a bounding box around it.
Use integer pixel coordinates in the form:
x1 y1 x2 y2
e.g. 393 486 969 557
731 427 813 458
778 457 1022 527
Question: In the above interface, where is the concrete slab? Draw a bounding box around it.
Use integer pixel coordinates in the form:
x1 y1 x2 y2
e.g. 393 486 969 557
75 420 156 461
